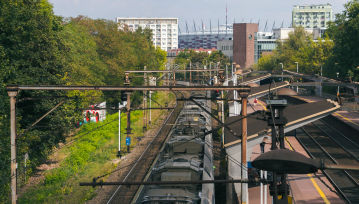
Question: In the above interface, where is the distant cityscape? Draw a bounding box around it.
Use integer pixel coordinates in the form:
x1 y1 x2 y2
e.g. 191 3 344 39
117 3 333 69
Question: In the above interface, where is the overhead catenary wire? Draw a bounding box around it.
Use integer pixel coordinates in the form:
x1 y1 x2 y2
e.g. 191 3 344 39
90 98 251 182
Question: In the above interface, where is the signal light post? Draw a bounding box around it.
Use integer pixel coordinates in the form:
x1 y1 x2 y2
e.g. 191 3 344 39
266 98 288 204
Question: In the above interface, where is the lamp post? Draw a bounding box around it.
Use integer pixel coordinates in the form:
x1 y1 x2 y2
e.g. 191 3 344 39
295 62 299 93
118 102 126 157
279 63 284 81
295 62 298 73
336 72 340 103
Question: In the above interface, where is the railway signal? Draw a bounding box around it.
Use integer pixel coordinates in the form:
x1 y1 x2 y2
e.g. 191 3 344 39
265 97 289 204
126 137 131 153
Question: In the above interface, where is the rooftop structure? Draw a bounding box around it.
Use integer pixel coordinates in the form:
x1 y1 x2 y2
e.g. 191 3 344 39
292 4 333 28
116 17 178 51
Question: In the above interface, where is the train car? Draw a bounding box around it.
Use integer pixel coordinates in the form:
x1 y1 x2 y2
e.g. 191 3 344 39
136 92 214 204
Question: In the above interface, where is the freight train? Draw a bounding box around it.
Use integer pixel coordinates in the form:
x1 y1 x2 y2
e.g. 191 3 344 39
135 92 215 203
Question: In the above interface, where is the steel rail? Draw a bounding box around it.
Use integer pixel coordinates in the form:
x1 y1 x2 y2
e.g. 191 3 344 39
312 121 359 161
297 127 359 203
311 121 359 187
294 130 351 203
303 126 359 186
7 85 251 92
320 118 359 149
301 127 338 164
302 126 359 185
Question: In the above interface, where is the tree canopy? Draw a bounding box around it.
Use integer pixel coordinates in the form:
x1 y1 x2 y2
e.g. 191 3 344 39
174 49 230 69
0 1 167 202
326 0 359 81
256 27 333 74
256 0 359 82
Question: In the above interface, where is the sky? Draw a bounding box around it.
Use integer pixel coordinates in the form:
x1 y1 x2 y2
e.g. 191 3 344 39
48 0 348 32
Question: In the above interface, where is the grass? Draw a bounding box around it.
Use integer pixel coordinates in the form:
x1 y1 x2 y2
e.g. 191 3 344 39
18 91 175 204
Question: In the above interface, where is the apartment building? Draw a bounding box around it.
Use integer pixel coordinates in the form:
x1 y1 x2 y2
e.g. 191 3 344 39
116 17 178 51
292 4 333 28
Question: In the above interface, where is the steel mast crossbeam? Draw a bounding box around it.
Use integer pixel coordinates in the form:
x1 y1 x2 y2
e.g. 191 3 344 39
125 69 224 73
7 85 251 92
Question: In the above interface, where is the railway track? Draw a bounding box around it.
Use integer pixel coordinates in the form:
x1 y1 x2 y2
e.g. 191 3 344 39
295 119 359 203
106 99 184 204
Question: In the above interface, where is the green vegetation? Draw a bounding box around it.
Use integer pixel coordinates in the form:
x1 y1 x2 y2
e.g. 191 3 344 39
256 0 359 82
175 49 230 67
326 1 359 81
0 1 167 202
18 91 174 203
18 112 131 203
256 27 334 74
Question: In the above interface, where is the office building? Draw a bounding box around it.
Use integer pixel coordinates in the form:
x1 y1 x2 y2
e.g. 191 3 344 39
116 17 178 51
292 4 333 28
254 27 327 62
254 32 277 63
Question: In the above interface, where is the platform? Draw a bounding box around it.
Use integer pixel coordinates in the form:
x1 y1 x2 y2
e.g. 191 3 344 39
248 136 344 203
224 96 340 203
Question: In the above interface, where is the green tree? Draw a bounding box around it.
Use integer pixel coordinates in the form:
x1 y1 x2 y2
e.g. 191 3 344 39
256 53 277 71
256 27 333 75
327 0 359 81
0 0 75 202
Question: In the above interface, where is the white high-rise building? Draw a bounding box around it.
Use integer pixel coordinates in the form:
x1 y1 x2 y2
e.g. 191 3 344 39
116 17 178 51
292 4 333 28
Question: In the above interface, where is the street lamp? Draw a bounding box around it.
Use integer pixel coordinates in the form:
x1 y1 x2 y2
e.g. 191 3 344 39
279 63 284 81
294 62 299 93
118 102 127 157
294 62 298 73
336 72 340 103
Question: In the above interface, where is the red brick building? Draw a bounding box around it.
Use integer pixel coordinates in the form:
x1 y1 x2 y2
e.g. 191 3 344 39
233 23 258 69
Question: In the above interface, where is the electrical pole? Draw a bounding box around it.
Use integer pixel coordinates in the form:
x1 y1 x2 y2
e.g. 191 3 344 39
126 92 131 153
221 91 225 146
143 66 147 131
124 74 132 153
190 61 192 84
8 88 18 204
295 62 299 93
184 64 186 81
149 90 152 124
240 92 249 204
